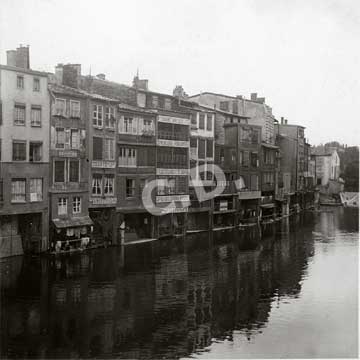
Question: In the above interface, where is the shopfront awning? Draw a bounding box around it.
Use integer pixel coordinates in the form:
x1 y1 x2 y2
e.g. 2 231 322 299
52 216 93 229
260 203 275 209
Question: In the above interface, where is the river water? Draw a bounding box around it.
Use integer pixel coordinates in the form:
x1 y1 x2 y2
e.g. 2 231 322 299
0 208 358 358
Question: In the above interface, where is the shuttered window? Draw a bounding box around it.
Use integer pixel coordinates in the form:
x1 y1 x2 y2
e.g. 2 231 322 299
93 137 103 160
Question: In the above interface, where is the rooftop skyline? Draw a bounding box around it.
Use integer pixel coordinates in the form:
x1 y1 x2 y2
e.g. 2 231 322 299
1 0 359 145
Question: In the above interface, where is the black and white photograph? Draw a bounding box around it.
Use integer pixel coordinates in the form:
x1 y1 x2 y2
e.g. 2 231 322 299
0 0 359 358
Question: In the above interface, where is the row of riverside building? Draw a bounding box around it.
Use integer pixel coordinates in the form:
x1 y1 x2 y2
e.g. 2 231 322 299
0 46 317 257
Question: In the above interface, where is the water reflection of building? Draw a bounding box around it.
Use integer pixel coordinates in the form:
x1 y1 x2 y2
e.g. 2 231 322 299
1 213 321 358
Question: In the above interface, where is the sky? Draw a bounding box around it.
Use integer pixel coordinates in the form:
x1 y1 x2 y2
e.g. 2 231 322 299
1 0 359 146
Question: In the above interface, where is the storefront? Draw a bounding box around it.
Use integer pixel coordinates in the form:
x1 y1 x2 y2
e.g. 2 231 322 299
117 211 154 243
51 215 93 253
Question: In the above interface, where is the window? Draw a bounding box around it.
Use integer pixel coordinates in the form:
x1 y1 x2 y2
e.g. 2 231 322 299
70 101 80 118
54 160 65 183
220 148 225 163
11 179 26 203
118 147 137 167
93 137 103 160
263 149 275 164
14 104 26 125
152 95 159 108
29 142 42 162
219 101 229 111
164 98 172 110
198 139 206 159
92 176 102 195
105 106 115 129
141 119 154 134
104 138 115 160
206 114 212 131
30 106 41 127
199 114 205 129
191 113 197 125
240 151 250 166
126 178 135 197
69 160 79 182
70 129 80 149
251 175 259 191
263 172 274 185
104 176 114 195
190 137 197 148
33 78 40 92
72 197 81 214
93 104 103 127
206 139 213 158
58 198 67 215
30 178 42 202
12 141 26 161
56 128 65 148
232 101 238 114
250 152 258 167
55 98 66 116
118 117 135 134
17 76 24 89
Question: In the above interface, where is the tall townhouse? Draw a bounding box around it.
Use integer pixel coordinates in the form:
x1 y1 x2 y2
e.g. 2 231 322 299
52 64 119 246
260 142 280 221
88 93 119 244
47 83 92 251
134 82 191 238
179 100 215 233
222 121 263 226
275 118 313 212
211 108 255 230
116 103 157 242
0 46 50 257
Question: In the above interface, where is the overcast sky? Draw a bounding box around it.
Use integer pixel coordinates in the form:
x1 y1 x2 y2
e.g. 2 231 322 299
1 0 359 145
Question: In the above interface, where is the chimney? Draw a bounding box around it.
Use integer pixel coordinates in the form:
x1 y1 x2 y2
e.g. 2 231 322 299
250 93 257 101
96 73 106 80
6 50 17 66
55 64 64 84
281 116 284 124
284 119 288 124
133 75 148 90
62 64 81 88
16 45 30 69
6 45 30 69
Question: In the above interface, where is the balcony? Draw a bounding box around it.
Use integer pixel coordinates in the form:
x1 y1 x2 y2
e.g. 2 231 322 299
51 182 87 192
90 196 117 206
158 115 190 126
238 190 262 200
157 139 189 148
92 160 116 169
156 168 189 176
156 194 190 204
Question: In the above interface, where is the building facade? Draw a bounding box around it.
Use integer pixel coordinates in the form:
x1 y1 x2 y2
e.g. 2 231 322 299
48 83 92 251
0 46 50 257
